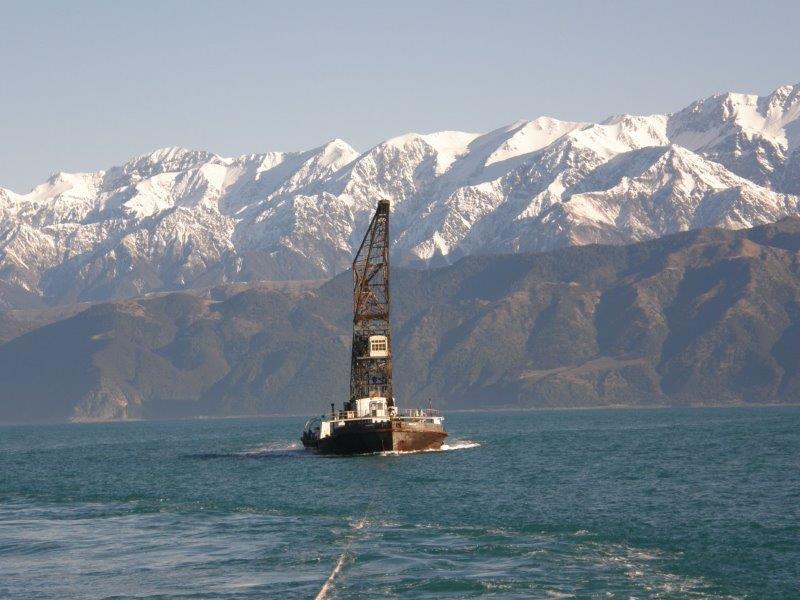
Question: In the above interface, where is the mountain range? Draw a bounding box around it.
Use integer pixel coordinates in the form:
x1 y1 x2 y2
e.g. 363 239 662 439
2 217 800 423
2 83 800 308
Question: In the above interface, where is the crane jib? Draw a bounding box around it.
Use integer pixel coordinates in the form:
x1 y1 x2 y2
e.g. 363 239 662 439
349 200 393 409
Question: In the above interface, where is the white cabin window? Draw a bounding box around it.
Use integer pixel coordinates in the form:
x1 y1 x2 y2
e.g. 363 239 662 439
368 335 389 357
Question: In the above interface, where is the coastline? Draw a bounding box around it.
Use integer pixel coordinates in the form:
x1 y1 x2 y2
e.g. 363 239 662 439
2 401 799 427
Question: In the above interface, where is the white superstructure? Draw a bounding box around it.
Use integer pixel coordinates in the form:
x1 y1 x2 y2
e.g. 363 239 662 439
303 401 444 444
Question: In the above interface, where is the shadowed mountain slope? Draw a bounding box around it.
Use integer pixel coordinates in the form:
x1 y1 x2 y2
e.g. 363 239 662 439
2 218 800 423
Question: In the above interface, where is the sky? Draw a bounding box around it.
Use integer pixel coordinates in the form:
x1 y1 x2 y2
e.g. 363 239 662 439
1 0 799 193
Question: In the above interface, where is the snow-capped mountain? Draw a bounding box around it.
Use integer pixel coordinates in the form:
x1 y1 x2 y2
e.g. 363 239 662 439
2 83 800 307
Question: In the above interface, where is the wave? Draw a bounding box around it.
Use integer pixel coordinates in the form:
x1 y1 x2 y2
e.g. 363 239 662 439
440 439 481 451
189 439 480 460
239 441 303 456
187 441 306 460
377 439 481 456
314 551 348 600
314 514 372 599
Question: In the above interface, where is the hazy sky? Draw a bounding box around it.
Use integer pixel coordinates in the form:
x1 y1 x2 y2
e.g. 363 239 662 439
1 0 799 192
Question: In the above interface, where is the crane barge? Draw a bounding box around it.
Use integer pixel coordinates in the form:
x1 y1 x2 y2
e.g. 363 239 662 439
301 199 447 454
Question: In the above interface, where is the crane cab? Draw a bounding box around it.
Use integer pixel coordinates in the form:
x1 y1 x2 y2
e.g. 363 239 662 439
368 335 389 358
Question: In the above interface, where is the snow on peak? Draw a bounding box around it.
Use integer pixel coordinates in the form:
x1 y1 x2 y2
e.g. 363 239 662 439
418 131 481 174
566 114 668 159
381 130 477 151
669 83 800 152
97 147 222 191
314 139 359 169
129 146 217 168
2 83 800 306
484 117 586 167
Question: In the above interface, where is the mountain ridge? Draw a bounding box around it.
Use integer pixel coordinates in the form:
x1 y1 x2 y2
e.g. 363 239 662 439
2 217 800 423
2 83 800 308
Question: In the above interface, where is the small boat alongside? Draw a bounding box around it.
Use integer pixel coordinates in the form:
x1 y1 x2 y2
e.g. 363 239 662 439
301 199 447 455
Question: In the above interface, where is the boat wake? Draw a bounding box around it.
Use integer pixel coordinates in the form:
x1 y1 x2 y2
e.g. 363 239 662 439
377 439 481 456
314 552 347 600
190 439 478 461
314 515 369 599
238 441 304 457
440 439 481 451
188 441 307 460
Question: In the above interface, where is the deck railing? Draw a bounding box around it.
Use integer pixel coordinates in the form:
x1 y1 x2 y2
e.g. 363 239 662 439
329 407 441 421
394 408 441 418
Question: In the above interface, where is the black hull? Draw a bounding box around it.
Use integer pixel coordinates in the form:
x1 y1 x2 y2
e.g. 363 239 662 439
304 419 447 455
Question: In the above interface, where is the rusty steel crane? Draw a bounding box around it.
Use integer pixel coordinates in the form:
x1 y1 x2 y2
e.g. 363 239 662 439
348 199 393 410
301 198 447 454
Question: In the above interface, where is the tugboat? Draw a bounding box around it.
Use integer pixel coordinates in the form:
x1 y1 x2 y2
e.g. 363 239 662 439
301 199 447 454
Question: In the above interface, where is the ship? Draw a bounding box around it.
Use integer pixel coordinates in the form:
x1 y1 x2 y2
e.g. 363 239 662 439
301 199 447 454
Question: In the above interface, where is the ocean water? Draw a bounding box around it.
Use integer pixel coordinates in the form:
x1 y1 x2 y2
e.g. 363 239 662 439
0 407 798 599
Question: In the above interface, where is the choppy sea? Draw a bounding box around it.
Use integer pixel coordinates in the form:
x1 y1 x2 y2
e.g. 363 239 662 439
1 407 798 598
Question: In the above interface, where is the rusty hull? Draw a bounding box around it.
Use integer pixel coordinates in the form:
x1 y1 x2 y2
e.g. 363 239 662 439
314 418 447 455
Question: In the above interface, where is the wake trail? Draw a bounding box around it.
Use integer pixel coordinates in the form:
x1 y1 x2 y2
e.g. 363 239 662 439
377 439 481 456
314 513 370 599
314 552 347 600
185 441 307 460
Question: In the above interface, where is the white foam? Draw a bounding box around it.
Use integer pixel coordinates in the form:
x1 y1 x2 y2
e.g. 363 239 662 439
314 552 347 600
314 514 373 598
378 439 481 456
573 529 591 536
238 441 302 456
439 440 481 451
